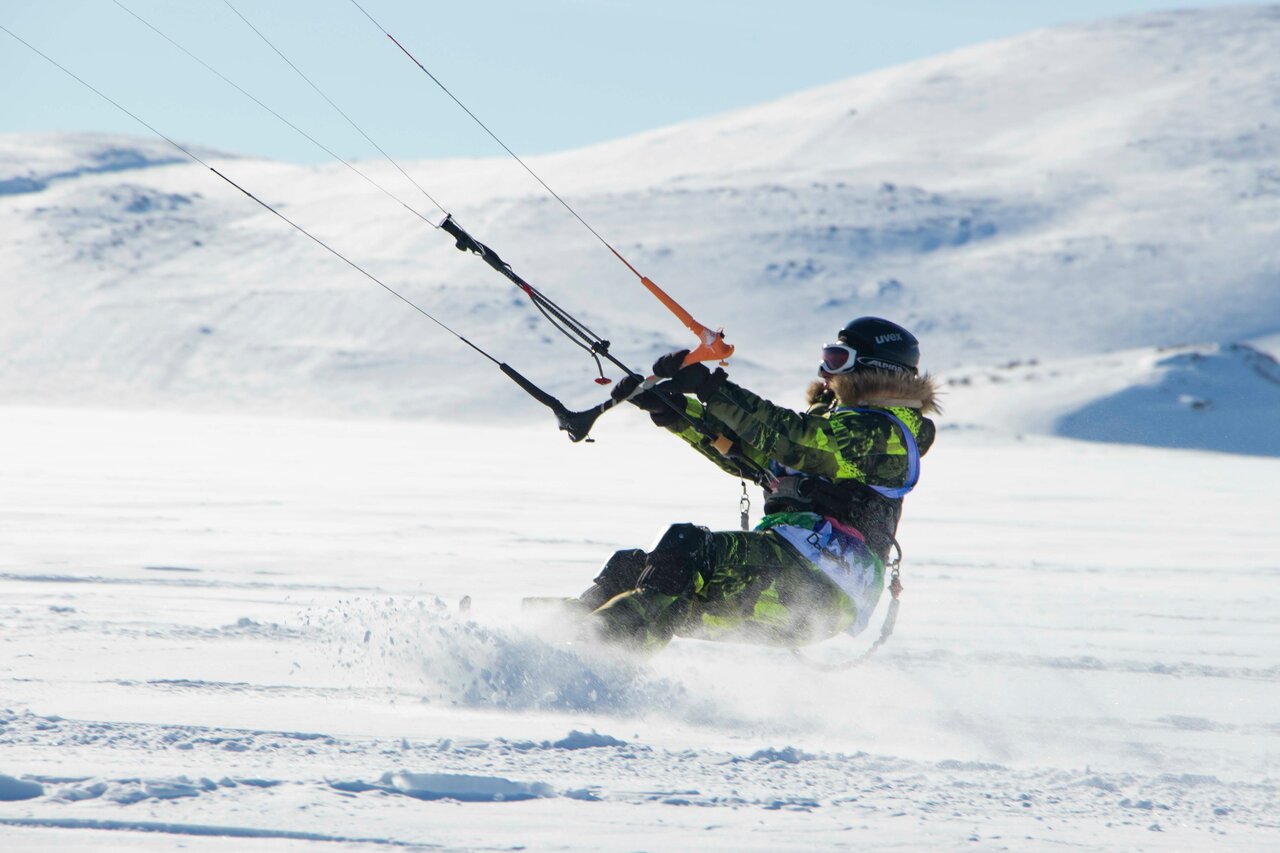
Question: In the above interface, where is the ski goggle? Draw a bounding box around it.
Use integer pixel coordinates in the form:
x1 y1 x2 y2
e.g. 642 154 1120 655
819 343 859 376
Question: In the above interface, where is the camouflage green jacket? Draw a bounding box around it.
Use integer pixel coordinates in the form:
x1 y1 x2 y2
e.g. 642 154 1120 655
665 370 940 495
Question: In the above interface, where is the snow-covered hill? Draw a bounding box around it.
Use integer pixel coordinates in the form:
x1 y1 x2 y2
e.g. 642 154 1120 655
940 339 1280 456
2 6 1279 447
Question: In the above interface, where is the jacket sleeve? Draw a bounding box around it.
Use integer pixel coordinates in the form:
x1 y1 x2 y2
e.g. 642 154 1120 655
663 395 773 479
696 380 864 480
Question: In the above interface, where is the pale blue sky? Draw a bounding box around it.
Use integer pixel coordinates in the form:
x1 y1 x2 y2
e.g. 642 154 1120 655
1 1 1262 163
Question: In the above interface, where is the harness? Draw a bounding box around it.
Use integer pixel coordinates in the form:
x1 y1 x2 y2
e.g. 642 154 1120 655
777 407 918 669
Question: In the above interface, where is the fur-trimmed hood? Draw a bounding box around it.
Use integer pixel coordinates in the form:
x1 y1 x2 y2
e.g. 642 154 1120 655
807 370 940 415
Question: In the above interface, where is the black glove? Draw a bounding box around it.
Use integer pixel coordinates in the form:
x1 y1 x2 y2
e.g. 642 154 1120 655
652 349 693 380
611 373 682 428
652 350 729 401
609 373 644 403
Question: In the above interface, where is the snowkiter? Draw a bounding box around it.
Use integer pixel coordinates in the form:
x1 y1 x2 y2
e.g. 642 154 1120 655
581 317 938 653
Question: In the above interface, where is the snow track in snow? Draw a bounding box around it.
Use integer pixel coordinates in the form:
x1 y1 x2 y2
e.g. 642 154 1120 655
2 710 1276 849
1 406 1277 850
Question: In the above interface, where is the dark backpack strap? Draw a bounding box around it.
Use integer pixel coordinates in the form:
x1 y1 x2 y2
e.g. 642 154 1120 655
847 407 920 499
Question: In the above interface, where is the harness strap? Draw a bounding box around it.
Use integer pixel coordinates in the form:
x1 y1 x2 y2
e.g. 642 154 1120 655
845 407 921 499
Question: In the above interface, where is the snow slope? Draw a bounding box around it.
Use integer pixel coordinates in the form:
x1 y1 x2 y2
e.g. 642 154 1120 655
0 406 1277 851
2 6 1280 430
939 340 1280 457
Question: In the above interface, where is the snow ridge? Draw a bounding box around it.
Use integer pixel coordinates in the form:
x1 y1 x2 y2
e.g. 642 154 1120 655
3 710 1276 847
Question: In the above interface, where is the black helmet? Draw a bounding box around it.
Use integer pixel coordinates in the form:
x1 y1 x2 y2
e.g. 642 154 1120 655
834 317 919 374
